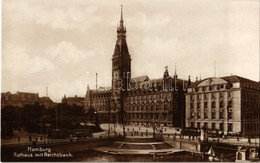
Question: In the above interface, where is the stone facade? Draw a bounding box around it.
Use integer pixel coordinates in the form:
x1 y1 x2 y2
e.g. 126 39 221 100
185 76 260 136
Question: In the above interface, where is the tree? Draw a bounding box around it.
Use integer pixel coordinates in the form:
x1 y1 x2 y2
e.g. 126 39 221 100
85 107 98 125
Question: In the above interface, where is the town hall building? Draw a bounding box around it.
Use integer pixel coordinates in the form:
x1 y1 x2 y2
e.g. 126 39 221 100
85 6 190 128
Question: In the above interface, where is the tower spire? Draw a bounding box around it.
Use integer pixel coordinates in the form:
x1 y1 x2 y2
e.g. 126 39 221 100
119 5 124 29
174 64 177 76
121 5 123 20
117 5 126 35
174 63 178 79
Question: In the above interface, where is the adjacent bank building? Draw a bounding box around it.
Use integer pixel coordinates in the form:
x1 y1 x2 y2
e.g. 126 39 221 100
185 76 260 137
85 6 190 128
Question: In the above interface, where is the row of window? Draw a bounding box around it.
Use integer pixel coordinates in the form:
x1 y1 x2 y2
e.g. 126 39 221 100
190 122 233 132
127 94 171 101
191 100 233 109
125 113 169 120
192 83 233 93
190 108 233 120
125 104 170 112
96 107 110 111
242 101 259 109
92 99 110 105
244 113 260 120
242 84 260 90
191 92 232 101
91 93 111 99
243 92 260 101
244 123 259 132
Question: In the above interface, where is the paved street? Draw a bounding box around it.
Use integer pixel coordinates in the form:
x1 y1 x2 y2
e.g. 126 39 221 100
1 125 259 147
1 129 114 146
100 123 260 147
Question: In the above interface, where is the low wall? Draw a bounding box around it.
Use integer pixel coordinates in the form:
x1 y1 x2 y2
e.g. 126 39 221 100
165 138 201 152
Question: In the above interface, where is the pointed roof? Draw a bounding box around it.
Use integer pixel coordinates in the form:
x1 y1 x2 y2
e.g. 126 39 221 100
131 75 150 85
113 5 130 59
117 5 126 34
163 66 169 78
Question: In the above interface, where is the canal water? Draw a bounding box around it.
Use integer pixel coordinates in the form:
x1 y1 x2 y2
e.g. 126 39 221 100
68 150 209 162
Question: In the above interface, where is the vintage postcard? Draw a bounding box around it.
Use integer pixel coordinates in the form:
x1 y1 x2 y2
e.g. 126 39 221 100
1 0 259 162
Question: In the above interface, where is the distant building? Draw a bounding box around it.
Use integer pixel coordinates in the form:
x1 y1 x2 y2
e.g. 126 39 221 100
39 97 56 109
85 6 190 127
185 75 260 136
62 95 85 107
1 91 56 109
1 91 39 108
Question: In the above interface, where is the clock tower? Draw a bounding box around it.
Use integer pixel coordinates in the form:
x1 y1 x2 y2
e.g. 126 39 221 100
111 5 131 123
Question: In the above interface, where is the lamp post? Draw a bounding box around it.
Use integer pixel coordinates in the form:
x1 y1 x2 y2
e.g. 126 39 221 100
55 107 58 130
113 97 118 135
113 114 116 134
153 123 156 138
108 106 110 136
94 111 97 126
123 124 126 138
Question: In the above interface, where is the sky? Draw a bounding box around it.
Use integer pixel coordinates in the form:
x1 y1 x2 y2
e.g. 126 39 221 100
2 0 259 102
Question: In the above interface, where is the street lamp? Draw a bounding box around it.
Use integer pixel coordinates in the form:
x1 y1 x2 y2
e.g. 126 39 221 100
55 107 58 130
153 123 156 138
123 124 126 138
94 111 97 126
108 106 111 136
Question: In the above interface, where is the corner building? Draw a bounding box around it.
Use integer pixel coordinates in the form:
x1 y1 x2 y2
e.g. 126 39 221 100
85 6 190 127
185 76 260 137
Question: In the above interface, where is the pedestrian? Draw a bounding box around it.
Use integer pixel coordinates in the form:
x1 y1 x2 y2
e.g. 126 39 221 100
237 136 239 141
248 136 251 144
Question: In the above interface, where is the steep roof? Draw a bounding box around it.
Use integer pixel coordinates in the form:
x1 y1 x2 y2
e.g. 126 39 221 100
130 75 150 87
188 75 259 88
39 97 54 103
17 91 39 96
222 75 258 84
